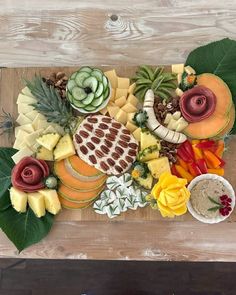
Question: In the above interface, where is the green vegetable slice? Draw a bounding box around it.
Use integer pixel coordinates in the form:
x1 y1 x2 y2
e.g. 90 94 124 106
102 76 108 89
82 93 95 105
95 82 104 98
70 72 77 79
79 66 92 73
67 80 77 93
84 105 97 111
75 72 90 87
72 87 87 101
91 95 104 107
72 99 86 108
103 86 110 99
67 92 74 102
91 69 103 82
83 77 98 93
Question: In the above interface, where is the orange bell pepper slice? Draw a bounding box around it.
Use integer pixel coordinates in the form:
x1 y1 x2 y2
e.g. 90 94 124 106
175 165 194 183
203 150 221 169
207 168 225 176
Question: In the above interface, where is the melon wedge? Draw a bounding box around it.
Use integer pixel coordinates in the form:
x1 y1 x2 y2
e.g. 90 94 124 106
58 184 103 203
68 155 102 177
215 105 235 138
54 160 107 190
59 196 93 209
184 73 233 139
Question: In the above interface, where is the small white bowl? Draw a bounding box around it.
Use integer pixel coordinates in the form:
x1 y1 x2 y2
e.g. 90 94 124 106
187 174 235 224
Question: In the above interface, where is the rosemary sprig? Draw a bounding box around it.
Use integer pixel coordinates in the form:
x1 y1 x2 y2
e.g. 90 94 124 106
0 108 15 137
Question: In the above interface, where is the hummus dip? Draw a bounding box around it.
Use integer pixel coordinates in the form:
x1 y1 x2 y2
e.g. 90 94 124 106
190 179 231 219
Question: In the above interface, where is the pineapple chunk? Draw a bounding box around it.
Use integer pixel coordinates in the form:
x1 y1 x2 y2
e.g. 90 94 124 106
126 121 138 133
147 157 171 179
107 104 120 118
141 131 161 151
36 146 54 161
39 189 61 215
115 96 126 107
117 77 130 89
135 174 153 190
54 134 75 161
16 113 32 125
132 128 141 141
11 146 34 164
9 187 27 213
115 109 127 125
121 103 137 113
104 69 118 89
128 82 136 94
28 192 46 218
139 146 160 162
127 94 139 107
16 93 37 105
115 88 128 99
171 63 184 74
36 133 61 151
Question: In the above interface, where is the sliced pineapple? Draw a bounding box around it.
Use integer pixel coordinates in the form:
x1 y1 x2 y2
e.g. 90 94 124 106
9 187 28 213
36 133 61 151
28 192 46 218
140 131 161 151
39 189 61 215
147 157 171 179
36 146 54 161
135 173 153 190
54 134 75 161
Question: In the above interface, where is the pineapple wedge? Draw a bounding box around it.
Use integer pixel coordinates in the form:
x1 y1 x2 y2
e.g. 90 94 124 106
36 133 61 151
28 192 46 218
9 187 28 213
147 157 171 179
141 131 161 151
39 189 61 215
54 134 75 161
135 174 153 190
36 146 54 161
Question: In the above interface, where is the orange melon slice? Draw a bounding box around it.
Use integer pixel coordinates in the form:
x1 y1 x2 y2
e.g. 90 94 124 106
215 105 235 138
68 155 102 177
59 195 93 209
54 160 107 190
58 184 103 203
184 73 233 139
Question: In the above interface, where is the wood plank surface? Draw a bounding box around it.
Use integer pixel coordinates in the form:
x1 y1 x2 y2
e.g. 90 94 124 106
0 0 236 260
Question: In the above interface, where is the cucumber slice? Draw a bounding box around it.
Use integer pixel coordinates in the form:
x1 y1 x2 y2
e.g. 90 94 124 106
91 69 103 82
94 82 104 98
67 79 77 93
102 76 108 89
67 91 74 102
83 77 98 92
70 72 77 79
72 87 87 101
75 72 90 87
82 93 95 105
91 95 104 107
72 99 86 108
79 66 92 73
103 86 110 99
84 105 97 111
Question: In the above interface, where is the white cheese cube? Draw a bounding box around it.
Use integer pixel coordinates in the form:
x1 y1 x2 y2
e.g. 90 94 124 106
11 147 34 163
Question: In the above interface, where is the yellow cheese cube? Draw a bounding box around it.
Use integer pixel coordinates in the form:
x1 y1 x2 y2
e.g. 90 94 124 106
115 88 128 99
28 192 46 218
171 64 184 74
127 112 135 123
99 107 108 115
13 137 27 150
126 121 138 133
127 94 139 107
128 82 136 94
115 109 127 125
109 88 116 102
15 125 34 137
117 77 130 89
104 69 118 89
115 96 126 108
121 103 137 113
25 129 43 146
107 104 120 118
132 128 141 141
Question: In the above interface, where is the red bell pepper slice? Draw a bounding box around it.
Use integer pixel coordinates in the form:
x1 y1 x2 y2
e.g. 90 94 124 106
215 155 225 167
196 140 216 150
196 159 208 174
171 164 181 178
190 162 202 176
182 140 195 160
177 147 192 163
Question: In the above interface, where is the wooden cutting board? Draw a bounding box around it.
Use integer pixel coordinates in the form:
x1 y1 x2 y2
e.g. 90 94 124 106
1 66 236 223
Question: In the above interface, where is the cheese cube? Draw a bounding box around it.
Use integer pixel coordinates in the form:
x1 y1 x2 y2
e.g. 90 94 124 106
126 121 138 133
109 88 116 102
132 128 141 141
128 83 136 94
11 146 34 164
171 64 184 74
25 129 43 146
18 103 35 114
99 107 108 115
15 129 29 140
115 96 126 108
127 112 135 123
13 137 27 150
121 103 137 113
17 93 37 105
107 105 120 118
43 126 57 134
16 113 32 125
15 124 34 137
22 86 34 98
115 88 128 99
127 94 139 107
104 69 118 89
25 111 39 121
115 109 127 125
117 77 130 89
36 119 50 130
52 124 65 135
32 113 47 129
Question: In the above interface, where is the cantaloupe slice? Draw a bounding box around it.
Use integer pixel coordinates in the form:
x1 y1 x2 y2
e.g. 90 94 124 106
184 73 233 139
54 160 107 190
59 195 93 209
58 184 103 203
67 155 103 177
215 105 235 138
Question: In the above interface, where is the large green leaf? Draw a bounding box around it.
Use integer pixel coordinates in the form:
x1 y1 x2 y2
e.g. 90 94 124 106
186 38 236 133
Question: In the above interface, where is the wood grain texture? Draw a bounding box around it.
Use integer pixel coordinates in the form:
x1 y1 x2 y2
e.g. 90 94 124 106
0 67 236 261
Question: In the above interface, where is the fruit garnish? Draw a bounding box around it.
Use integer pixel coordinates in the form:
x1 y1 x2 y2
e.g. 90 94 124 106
132 65 177 101
131 161 149 179
133 110 148 128
179 72 197 91
44 175 58 189
208 195 232 216
0 108 15 137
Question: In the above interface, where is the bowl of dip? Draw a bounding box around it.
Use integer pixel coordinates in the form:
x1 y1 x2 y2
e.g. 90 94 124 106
187 174 235 224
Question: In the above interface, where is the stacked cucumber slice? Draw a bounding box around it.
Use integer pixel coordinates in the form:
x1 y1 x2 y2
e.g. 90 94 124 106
66 67 110 113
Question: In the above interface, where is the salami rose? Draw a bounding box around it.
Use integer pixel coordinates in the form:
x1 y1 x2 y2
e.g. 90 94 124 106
11 157 50 192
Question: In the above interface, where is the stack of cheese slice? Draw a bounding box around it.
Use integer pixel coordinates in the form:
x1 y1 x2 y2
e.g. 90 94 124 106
100 69 141 141
12 87 65 164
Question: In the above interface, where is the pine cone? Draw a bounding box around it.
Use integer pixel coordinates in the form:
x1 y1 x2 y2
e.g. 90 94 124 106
43 72 68 99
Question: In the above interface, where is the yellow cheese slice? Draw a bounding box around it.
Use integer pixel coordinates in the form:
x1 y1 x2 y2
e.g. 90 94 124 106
115 96 126 107
126 121 138 132
99 107 108 115
132 128 141 141
16 113 32 125
107 104 120 118
127 94 139 107
22 86 34 98
127 112 135 122
25 111 39 121
121 103 137 113
115 109 127 125
115 88 128 99
171 64 184 74
117 77 130 89
104 69 118 89
128 82 136 94
109 88 116 102
18 103 35 114
11 146 34 164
